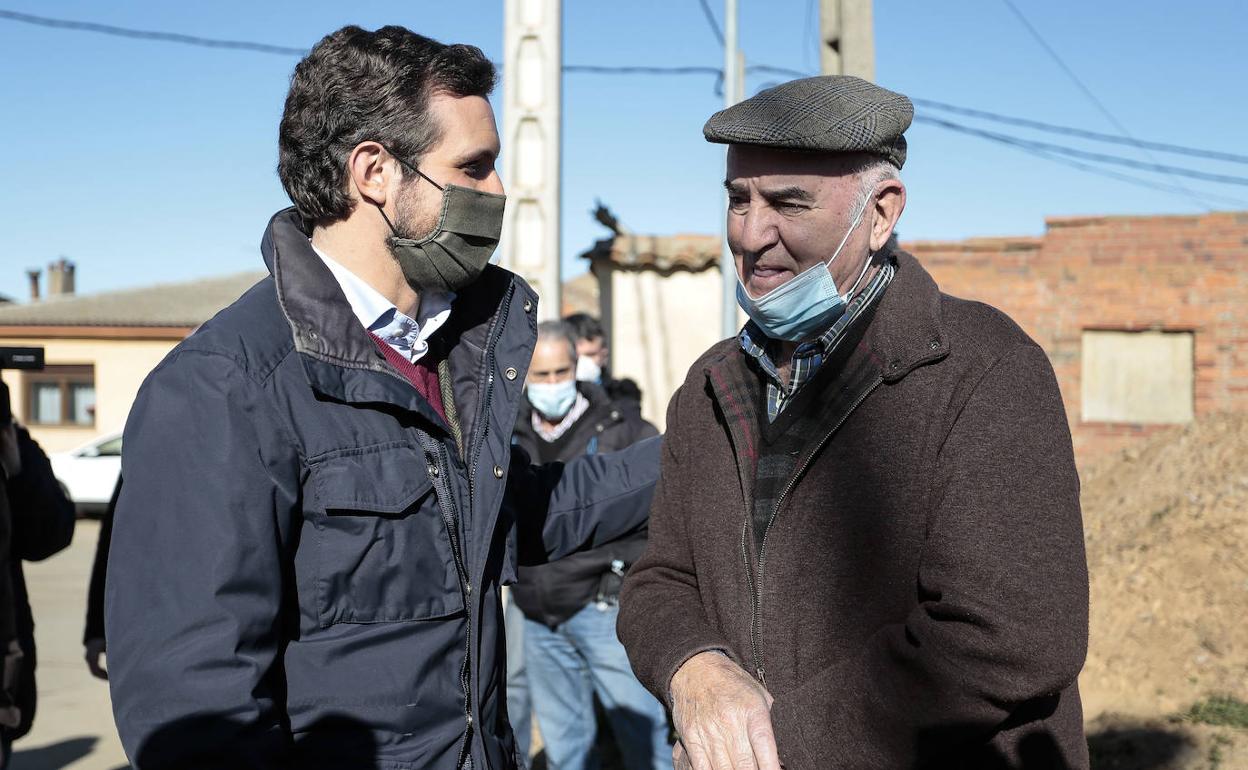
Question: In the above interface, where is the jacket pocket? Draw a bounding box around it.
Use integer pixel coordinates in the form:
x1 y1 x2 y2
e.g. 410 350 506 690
307 443 465 627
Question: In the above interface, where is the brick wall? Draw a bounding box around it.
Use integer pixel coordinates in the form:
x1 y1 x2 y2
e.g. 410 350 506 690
904 211 1248 467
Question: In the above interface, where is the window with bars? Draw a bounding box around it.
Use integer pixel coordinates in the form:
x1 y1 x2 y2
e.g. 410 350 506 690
25 364 96 427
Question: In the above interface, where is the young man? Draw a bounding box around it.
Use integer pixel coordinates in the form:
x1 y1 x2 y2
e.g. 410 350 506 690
107 26 658 770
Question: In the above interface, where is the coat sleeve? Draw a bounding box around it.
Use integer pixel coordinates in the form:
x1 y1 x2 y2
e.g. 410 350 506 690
6 426 75 561
509 435 661 566
769 343 1089 769
617 385 739 708
106 351 299 769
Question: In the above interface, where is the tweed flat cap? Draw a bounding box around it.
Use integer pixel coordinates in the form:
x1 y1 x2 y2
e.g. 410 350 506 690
704 75 913 168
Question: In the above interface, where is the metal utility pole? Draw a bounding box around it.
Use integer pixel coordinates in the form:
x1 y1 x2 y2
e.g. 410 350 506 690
819 0 875 80
719 0 743 339
501 0 562 319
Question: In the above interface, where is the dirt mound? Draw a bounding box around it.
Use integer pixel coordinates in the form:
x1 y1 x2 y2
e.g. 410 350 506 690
1079 412 1248 721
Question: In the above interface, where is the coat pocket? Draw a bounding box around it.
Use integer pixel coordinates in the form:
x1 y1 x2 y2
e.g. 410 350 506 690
307 443 465 627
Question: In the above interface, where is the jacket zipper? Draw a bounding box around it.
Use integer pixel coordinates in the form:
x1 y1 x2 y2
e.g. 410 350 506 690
419 438 476 770
456 281 514 769
468 283 515 519
743 375 883 686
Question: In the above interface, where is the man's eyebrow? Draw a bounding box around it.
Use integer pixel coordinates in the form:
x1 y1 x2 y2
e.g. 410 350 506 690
760 185 815 203
455 147 499 165
723 179 745 193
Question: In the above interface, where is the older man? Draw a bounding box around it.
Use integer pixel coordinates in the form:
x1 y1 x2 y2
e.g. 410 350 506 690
617 76 1089 769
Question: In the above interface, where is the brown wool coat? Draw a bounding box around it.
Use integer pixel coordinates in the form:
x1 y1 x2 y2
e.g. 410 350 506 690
618 250 1090 769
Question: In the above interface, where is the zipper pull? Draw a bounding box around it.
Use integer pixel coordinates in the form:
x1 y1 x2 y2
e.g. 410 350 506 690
756 666 767 686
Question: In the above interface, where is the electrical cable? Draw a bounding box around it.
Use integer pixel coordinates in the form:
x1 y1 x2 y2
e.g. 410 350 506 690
914 116 1248 187
4 6 1246 204
1000 0 1212 208
913 98 1248 165
695 0 725 48
0 8 307 56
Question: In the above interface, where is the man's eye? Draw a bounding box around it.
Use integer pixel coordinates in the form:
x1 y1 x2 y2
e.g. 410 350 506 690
728 197 749 212
774 201 806 213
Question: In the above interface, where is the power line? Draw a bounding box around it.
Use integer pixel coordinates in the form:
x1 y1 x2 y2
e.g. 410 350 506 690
914 115 1248 188
5 5 1246 203
564 64 720 76
0 8 308 56
913 98 1248 166
1000 0 1212 209
695 0 725 47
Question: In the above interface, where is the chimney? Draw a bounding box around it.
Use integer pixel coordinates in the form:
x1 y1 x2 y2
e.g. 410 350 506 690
26 270 41 302
47 258 76 297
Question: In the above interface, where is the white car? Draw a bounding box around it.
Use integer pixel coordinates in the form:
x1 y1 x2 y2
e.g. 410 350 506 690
49 432 122 516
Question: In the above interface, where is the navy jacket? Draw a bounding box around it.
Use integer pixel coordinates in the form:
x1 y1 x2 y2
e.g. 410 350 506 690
510 383 658 628
106 208 660 770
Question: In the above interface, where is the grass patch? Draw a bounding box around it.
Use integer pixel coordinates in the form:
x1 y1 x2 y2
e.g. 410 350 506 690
1181 695 1248 728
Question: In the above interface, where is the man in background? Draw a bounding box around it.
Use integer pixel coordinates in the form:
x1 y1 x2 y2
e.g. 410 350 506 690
0 381 76 766
510 321 669 770
563 313 642 413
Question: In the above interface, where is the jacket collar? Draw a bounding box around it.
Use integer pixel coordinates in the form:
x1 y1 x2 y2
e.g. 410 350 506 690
868 248 950 383
704 245 950 385
259 207 446 425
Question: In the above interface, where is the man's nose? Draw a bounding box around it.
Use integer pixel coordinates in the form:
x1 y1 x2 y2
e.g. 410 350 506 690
485 170 505 196
738 206 779 256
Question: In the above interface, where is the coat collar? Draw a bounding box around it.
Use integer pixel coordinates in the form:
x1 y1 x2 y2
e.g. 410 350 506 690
259 207 532 431
702 245 950 386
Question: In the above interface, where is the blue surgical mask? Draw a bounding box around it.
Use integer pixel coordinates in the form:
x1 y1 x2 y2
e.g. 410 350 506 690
735 197 873 342
526 379 578 419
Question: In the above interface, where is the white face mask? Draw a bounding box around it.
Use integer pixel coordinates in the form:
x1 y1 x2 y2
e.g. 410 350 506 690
526 379 578 419
735 195 873 342
575 356 602 384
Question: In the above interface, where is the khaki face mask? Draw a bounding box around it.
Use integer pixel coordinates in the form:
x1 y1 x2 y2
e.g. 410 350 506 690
378 147 506 293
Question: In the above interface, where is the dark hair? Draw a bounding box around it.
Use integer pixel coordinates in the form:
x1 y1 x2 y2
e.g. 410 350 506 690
278 25 496 223
562 313 604 343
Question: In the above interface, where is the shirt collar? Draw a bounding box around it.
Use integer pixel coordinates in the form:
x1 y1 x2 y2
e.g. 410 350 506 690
311 242 455 360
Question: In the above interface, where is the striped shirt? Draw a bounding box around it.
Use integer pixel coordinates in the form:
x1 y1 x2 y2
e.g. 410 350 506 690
739 261 894 422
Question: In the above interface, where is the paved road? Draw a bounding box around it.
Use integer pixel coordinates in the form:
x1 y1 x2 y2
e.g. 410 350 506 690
11 519 129 770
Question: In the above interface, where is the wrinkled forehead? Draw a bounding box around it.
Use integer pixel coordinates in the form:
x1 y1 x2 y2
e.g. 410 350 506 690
725 145 865 187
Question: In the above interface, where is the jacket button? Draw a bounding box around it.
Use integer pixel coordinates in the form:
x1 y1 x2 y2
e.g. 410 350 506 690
929 339 941 350
493 465 504 479
427 464 440 477
504 367 518 380
523 299 533 313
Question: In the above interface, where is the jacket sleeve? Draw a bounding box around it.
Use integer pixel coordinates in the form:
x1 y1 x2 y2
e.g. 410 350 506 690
106 351 298 769
769 343 1089 769
6 426 75 562
510 435 661 566
617 385 739 708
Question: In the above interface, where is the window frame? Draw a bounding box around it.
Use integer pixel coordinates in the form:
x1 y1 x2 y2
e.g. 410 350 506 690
24 364 96 427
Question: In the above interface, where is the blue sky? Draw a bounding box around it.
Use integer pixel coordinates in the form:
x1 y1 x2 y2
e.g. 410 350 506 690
1 0 1245 301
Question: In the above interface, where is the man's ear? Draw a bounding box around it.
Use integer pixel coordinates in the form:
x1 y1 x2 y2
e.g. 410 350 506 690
869 178 906 252
346 141 394 208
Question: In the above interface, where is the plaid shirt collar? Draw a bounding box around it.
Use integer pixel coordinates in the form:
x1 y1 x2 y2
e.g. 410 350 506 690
739 260 895 421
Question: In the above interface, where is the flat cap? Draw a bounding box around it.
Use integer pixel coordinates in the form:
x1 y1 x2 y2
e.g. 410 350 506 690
704 75 913 168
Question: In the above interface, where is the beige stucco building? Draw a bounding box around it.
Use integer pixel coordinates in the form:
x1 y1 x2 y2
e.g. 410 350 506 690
581 233 727 430
0 271 265 453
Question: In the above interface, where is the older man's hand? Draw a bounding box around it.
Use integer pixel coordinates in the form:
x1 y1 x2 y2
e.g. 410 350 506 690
669 651 781 770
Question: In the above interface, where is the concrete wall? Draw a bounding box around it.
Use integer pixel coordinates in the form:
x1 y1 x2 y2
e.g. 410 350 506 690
907 210 1248 465
0 336 179 452
603 265 727 430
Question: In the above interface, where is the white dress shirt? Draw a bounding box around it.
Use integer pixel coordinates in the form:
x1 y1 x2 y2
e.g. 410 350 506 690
311 243 453 364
